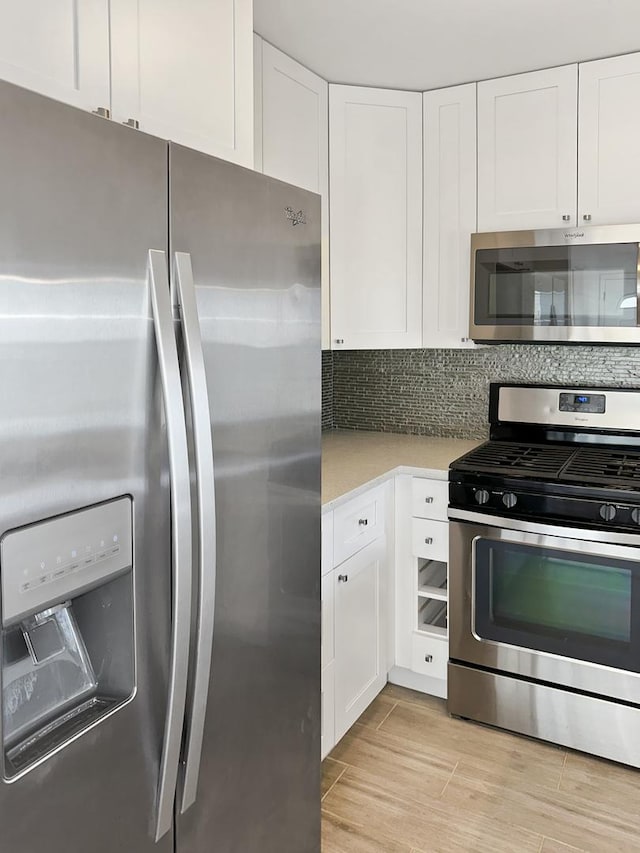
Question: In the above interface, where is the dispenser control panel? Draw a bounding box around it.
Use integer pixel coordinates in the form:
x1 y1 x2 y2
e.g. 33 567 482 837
1 497 132 626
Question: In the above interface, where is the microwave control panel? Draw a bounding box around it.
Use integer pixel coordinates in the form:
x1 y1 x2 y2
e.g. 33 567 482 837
1 497 132 626
559 393 606 414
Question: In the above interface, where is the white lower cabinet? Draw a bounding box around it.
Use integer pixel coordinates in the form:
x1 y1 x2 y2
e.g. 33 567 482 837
321 483 390 757
321 661 335 761
334 537 387 742
391 473 449 699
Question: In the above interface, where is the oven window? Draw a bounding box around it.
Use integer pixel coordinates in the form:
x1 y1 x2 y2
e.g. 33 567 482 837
474 538 640 672
474 243 638 327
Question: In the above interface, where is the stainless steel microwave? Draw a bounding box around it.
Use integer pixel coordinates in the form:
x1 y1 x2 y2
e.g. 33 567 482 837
470 224 640 343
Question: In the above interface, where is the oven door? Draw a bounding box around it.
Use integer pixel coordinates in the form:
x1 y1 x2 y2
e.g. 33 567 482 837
449 510 640 704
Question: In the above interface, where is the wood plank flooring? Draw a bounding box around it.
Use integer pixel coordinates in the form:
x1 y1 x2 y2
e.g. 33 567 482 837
321 684 640 853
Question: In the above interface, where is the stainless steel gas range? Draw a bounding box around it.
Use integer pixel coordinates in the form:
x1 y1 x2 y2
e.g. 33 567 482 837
448 384 640 766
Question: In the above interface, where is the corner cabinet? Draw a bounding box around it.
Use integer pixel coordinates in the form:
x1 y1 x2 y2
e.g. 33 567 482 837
578 52 640 226
0 0 110 113
477 64 578 231
253 38 330 348
329 85 423 350
109 0 254 166
423 83 477 348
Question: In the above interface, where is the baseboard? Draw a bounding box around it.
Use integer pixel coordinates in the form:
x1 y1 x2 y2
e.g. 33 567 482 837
387 666 447 699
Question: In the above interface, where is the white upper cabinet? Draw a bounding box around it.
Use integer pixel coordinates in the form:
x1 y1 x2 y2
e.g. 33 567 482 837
329 85 423 350
477 65 578 231
423 83 477 348
0 0 110 112
110 0 253 166
254 37 330 348
578 52 640 226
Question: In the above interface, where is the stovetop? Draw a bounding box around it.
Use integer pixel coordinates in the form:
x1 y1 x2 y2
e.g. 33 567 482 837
449 384 640 532
452 441 640 488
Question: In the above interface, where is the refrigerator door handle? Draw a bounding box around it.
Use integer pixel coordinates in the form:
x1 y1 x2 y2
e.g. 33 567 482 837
173 251 217 814
148 250 193 842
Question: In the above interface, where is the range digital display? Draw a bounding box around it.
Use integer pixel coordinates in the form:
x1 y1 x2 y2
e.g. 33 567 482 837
559 393 606 414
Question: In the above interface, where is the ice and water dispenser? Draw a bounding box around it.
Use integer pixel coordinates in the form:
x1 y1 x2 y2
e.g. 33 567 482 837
0 497 135 778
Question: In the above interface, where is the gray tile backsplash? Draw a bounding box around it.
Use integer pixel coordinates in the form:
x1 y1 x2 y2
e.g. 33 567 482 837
322 350 334 430
322 346 640 439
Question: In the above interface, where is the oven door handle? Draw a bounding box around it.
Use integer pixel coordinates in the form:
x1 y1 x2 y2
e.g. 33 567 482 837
448 508 640 550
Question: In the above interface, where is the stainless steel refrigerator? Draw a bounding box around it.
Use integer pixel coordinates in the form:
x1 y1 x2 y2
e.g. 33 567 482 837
0 80 321 852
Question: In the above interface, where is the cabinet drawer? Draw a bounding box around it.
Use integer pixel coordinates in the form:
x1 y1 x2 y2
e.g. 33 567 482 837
411 518 448 562
411 632 448 680
322 511 334 576
321 571 335 668
333 485 386 566
411 478 448 521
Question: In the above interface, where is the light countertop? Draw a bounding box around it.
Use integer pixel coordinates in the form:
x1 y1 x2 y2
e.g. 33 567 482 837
322 430 483 508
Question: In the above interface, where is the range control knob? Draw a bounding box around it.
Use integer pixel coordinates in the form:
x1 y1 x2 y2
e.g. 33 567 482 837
475 489 490 505
600 504 617 522
502 492 518 509
632 508 640 525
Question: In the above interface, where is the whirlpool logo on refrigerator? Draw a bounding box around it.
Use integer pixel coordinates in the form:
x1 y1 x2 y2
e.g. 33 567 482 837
284 207 306 226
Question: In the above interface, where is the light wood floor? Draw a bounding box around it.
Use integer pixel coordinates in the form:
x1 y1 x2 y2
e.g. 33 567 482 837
321 683 640 853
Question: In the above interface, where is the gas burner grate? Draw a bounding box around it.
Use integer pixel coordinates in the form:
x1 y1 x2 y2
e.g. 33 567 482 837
453 442 576 477
561 447 640 486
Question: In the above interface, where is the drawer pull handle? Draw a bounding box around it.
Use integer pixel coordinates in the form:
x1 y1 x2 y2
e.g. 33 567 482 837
424 537 433 545
358 518 368 526
424 497 434 504
424 654 433 663
338 574 348 583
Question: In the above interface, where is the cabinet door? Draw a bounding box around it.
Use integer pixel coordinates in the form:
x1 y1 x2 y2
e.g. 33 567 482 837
579 52 640 226
255 39 330 348
334 538 386 741
423 84 477 348
0 0 109 112
478 65 578 231
110 0 253 166
329 85 422 349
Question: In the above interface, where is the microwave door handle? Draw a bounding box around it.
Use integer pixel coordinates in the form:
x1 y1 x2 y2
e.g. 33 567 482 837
148 250 193 842
173 251 217 814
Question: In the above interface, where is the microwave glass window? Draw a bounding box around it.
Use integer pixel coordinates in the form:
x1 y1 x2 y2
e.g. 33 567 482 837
474 243 638 327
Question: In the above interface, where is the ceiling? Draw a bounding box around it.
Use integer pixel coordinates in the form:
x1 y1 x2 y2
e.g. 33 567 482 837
253 0 640 90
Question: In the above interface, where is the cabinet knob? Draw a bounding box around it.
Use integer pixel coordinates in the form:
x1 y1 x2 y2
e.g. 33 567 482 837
358 518 368 526
562 214 571 221
92 106 111 119
335 338 344 345
424 497 434 504
338 574 348 583
583 214 592 221
424 537 433 545
424 654 433 663
123 118 140 129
